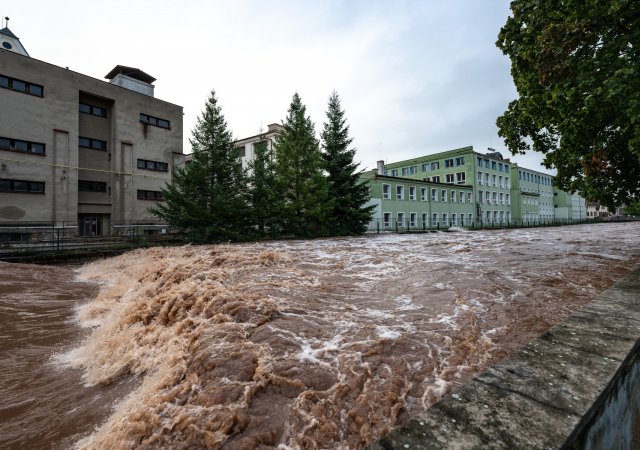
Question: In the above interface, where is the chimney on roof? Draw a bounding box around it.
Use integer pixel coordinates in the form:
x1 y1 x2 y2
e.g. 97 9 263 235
377 160 385 175
105 65 156 97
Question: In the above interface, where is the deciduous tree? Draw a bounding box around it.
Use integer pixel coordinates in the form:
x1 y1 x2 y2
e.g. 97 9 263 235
496 0 639 207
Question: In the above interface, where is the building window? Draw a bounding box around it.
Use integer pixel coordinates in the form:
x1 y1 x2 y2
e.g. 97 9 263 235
492 175 497 187
450 190 456 202
452 213 457 226
484 173 489 185
236 146 246 157
455 157 465 166
459 192 465 203
137 159 169 172
498 163 503 172
468 192 473 204
396 185 404 200
410 212 417 227
476 156 482 166
498 176 503 188
137 189 165 201
140 113 170 129
401 167 409 176
420 187 427 201
468 213 473 224
499 192 504 204
431 175 440 183
445 174 454 183
79 136 107 151
477 171 483 185
383 212 391 228
409 186 416 200
443 213 448 225
456 172 466 184
432 213 438 225
493 192 498 203
444 158 454 168
397 212 405 227
421 163 429 172
0 136 45 155
441 189 447 202
0 178 45 193
431 188 437 202
390 169 398 177
79 102 107 118
78 180 107 192
491 161 497 170
484 159 490 169
0 74 44 97
478 191 484 203
430 162 440 170
382 184 391 200
409 166 417 175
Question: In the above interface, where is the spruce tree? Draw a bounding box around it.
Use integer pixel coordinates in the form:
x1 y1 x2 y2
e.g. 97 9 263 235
273 93 331 236
152 90 249 241
321 91 374 234
247 133 277 233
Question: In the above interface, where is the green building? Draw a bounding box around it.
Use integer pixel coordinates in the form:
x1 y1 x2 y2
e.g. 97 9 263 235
362 163 475 230
381 146 513 225
510 165 554 223
553 188 587 221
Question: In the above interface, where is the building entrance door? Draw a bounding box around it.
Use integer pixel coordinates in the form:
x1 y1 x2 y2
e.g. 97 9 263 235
79 215 103 237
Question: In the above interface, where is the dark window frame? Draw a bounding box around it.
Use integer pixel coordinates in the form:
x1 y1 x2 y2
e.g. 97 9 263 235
137 189 165 201
78 180 107 192
78 136 107 151
0 178 45 193
0 74 44 97
137 158 169 172
0 136 46 156
79 102 107 118
139 113 170 130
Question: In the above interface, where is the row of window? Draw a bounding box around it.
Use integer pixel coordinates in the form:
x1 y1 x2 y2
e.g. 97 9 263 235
80 102 108 118
0 178 45 193
139 113 170 129
137 159 168 172
519 170 551 185
0 178 164 201
0 136 45 155
80 102 171 131
0 74 44 97
476 157 510 173
382 184 473 204
386 157 467 177
477 191 511 205
79 136 108 151
382 212 476 228
477 172 510 189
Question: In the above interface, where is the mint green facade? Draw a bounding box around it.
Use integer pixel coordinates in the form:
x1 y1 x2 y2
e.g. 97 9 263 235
510 166 554 223
362 171 474 229
383 146 513 225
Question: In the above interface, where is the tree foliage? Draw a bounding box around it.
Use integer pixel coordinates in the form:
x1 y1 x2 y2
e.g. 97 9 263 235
321 91 374 234
496 0 640 207
152 90 249 241
273 93 331 235
247 133 278 232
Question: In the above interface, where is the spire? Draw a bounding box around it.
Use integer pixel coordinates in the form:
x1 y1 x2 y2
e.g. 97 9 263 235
0 18 30 57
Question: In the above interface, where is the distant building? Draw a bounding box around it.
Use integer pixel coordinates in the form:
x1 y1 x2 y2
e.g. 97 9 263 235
511 166 554 223
362 161 475 229
587 202 611 219
0 24 183 236
235 123 283 171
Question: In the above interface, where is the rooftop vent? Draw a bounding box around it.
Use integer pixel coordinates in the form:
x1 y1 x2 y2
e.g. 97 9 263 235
105 65 155 97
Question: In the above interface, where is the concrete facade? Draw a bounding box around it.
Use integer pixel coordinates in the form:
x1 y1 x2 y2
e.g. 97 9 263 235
511 165 554 222
0 34 183 235
235 123 283 171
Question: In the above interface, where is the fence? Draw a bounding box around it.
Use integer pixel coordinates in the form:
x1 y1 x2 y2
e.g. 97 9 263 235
365 216 603 233
0 221 180 256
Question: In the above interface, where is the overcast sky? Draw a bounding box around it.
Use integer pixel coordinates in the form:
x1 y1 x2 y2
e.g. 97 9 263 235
5 0 554 174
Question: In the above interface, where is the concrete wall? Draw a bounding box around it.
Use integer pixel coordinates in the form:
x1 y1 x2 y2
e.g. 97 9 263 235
371 268 640 449
0 48 183 226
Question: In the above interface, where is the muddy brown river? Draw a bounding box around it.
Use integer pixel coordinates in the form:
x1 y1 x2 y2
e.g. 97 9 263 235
1 223 639 449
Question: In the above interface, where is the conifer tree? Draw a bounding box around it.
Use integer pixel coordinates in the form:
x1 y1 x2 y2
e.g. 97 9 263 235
152 90 249 241
321 91 374 234
273 93 331 236
247 133 278 233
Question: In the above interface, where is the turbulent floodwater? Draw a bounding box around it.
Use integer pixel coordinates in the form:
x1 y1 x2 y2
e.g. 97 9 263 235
2 223 640 449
